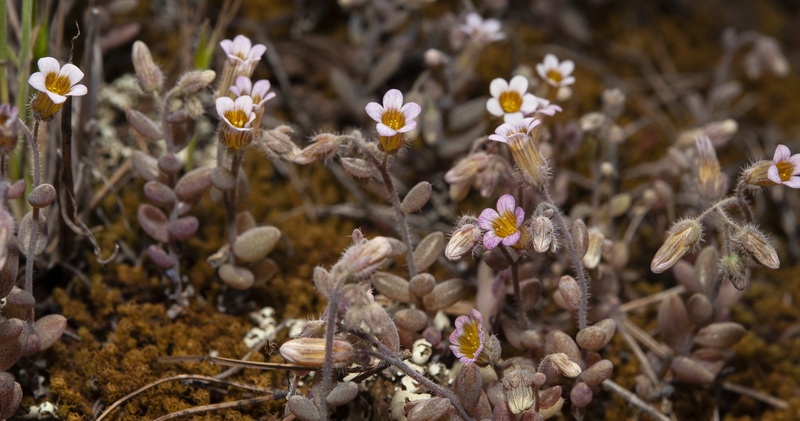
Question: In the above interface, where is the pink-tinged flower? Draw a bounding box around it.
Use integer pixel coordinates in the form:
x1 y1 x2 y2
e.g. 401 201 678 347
530 96 563 116
0 104 19 155
220 35 267 67
460 12 505 44
365 89 421 153
768 144 800 188
449 309 489 365
488 119 548 188
478 194 525 249
216 95 256 150
229 76 277 109
486 76 538 124
488 118 541 144
28 57 87 121
536 53 576 88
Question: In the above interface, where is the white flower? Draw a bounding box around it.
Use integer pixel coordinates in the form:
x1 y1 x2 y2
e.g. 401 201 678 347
488 117 541 144
220 35 267 66
365 89 421 153
28 57 88 120
530 96 563 116
486 76 538 124
536 54 576 88
229 76 276 109
216 95 256 150
460 12 504 44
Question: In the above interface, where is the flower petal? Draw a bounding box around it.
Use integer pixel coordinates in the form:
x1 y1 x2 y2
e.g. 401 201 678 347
509 75 529 94
365 102 384 122
215 97 234 118
560 59 575 76
59 63 85 86
773 144 790 163
544 54 558 68
401 102 421 121
478 208 499 230
561 76 576 86
37 57 61 75
535 64 547 80
502 231 520 246
248 44 267 60
483 231 502 250
520 94 538 114
220 39 234 55
503 112 523 124
514 207 525 227
234 95 254 114
65 84 87 97
489 78 508 98
397 120 416 133
28 72 47 92
376 123 397 137
45 91 67 104
768 165 782 184
488 134 508 144
382 89 403 110
790 154 800 174
784 176 800 189
486 98 504 116
496 194 516 215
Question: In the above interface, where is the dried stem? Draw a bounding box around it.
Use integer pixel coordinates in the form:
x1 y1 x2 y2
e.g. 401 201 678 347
601 379 670 421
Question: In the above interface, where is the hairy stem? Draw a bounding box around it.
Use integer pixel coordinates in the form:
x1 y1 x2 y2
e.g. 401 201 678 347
500 245 529 329
225 150 243 264
540 186 590 329
24 118 41 309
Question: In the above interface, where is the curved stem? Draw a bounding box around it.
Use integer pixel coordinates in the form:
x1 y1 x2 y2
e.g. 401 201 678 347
376 157 418 277
540 185 590 329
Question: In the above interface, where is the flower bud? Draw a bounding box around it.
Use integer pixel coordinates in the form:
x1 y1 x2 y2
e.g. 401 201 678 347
531 216 555 253
0 104 19 155
582 228 604 269
651 219 703 273
293 133 341 165
743 160 777 187
340 236 391 278
546 352 582 377
720 253 747 290
695 134 727 199
176 70 216 95
736 225 779 269
445 222 481 261
279 337 354 368
132 41 163 93
502 365 535 414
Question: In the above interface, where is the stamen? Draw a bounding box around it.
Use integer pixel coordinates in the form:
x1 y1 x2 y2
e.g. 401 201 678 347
225 110 249 128
776 161 794 182
381 109 406 131
547 70 563 83
45 73 72 96
499 91 522 113
492 211 519 238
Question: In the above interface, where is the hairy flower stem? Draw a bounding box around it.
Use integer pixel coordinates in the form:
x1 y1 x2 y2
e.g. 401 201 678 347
540 186 590 329
319 269 346 421
353 136 418 278
344 325 474 421
500 245 529 329
376 156 418 277
24 118 42 305
734 178 754 223
225 150 243 264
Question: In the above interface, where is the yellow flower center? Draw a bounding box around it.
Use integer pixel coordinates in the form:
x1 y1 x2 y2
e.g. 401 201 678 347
381 109 405 131
456 320 481 359
492 211 519 238
547 69 563 83
225 109 249 128
776 161 795 182
499 91 522 113
45 72 72 96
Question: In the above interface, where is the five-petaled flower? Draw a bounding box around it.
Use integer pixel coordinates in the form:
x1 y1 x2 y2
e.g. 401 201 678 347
449 309 490 366
216 96 256 150
460 12 505 45
536 53 576 88
478 194 525 249
768 144 800 188
0 104 19 155
230 76 276 110
218 35 267 99
486 76 538 124
365 89 421 153
488 118 549 188
28 57 88 121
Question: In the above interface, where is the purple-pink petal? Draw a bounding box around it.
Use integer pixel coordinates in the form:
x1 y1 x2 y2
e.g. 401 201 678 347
496 194 516 215
502 231 520 246
478 208 499 230
514 207 525 227
768 165 781 184
488 134 508 144
397 120 417 133
784 176 800 189
788 154 800 173
773 144 790 163
483 231 502 249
